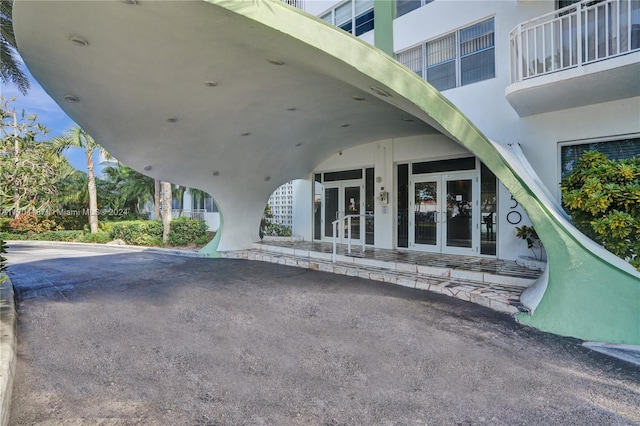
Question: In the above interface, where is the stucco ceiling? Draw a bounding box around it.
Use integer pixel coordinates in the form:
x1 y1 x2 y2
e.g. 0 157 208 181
13 0 440 194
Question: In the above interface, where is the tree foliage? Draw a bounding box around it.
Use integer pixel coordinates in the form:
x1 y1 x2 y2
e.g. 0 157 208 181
0 97 56 217
0 1 30 95
561 150 640 270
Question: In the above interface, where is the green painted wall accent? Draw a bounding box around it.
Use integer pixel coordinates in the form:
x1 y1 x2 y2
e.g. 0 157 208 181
209 0 640 345
198 203 222 258
374 0 394 57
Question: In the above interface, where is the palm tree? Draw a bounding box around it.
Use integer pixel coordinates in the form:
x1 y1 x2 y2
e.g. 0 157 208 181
161 181 172 244
102 163 155 214
51 126 106 233
0 1 30 95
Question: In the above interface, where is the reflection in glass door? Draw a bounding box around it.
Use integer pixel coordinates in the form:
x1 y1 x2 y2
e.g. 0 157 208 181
324 187 339 238
445 178 473 249
414 181 438 247
322 181 363 243
410 173 478 255
344 186 361 240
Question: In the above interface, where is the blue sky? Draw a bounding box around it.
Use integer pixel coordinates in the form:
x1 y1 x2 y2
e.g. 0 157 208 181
1 62 100 173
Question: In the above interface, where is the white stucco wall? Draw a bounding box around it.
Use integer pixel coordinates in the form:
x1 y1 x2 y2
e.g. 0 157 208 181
292 179 313 239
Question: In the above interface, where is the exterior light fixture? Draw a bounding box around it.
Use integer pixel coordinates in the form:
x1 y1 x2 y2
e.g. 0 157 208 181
265 176 271 181
204 81 218 87
144 165 152 171
341 123 350 127
241 131 251 136
64 95 79 103
295 143 302 147
122 0 139 4
68 35 89 47
352 96 365 101
166 117 178 123
287 107 297 111
402 118 415 122
212 171 220 176
267 59 285 66
370 86 391 97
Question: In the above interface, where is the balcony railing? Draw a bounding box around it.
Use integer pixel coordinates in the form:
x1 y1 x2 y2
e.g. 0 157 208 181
282 0 304 10
510 0 640 83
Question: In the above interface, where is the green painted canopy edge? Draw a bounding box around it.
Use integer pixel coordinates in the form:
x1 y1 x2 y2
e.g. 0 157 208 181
208 0 640 344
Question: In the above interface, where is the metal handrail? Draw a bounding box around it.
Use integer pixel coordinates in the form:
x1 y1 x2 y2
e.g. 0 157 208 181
331 214 366 263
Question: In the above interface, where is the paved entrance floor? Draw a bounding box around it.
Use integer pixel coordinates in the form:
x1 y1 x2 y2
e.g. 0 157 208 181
225 240 542 314
5 242 639 425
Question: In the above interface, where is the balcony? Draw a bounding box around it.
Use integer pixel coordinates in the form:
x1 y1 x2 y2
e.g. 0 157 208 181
506 0 640 116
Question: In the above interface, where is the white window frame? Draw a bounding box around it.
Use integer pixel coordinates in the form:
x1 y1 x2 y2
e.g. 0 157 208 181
557 133 640 201
396 16 496 91
320 0 375 36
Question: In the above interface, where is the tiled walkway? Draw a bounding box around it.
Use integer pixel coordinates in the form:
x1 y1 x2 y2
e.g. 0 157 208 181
223 240 544 315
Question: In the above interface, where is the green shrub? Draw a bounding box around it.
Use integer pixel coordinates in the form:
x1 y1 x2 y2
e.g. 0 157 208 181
53 214 88 230
0 239 8 282
264 222 292 237
78 232 113 244
0 218 12 232
30 230 84 242
111 220 163 246
0 232 27 241
168 217 208 246
561 150 640 270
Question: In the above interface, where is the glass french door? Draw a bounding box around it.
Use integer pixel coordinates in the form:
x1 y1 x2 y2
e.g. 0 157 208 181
410 172 478 255
322 180 364 244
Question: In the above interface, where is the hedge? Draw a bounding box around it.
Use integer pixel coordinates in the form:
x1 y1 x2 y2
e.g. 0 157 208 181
0 218 210 247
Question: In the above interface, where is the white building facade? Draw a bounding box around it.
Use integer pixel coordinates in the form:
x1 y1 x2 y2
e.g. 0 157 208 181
289 0 639 261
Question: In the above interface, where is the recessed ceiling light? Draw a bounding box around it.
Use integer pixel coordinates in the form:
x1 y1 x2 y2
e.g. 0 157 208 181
241 131 251 136
64 95 79 103
352 96 365 101
341 123 350 127
295 143 302 147
204 81 218 87
402 118 415 122
212 171 220 176
68 35 89 47
370 86 391 97
122 0 139 4
143 165 152 171
166 117 178 123
267 59 285 66
287 107 297 111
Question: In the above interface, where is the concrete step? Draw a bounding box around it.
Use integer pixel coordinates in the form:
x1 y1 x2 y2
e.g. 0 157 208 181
223 248 531 315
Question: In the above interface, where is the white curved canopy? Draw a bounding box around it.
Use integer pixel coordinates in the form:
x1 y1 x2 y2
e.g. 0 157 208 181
14 0 443 250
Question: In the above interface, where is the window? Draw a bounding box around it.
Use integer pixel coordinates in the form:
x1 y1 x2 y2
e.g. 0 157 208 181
560 137 640 179
320 0 374 36
397 18 495 91
396 0 434 18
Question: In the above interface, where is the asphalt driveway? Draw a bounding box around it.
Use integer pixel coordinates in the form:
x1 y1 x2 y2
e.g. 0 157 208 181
5 242 640 425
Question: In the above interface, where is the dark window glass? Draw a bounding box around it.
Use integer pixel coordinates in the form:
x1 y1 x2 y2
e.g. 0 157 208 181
339 21 353 33
324 169 363 182
397 164 409 248
461 47 495 86
459 19 495 86
314 174 322 240
355 9 374 36
480 163 497 255
396 0 422 17
560 138 640 179
365 167 375 245
412 157 476 174
426 61 456 91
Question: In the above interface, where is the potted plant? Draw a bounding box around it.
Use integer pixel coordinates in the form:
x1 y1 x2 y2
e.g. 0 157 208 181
515 225 546 271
